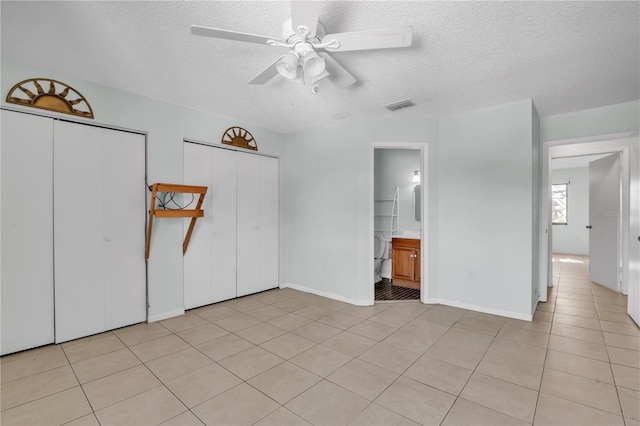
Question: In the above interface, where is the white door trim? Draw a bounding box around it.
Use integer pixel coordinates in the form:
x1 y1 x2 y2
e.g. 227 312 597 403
370 142 429 305
540 131 637 302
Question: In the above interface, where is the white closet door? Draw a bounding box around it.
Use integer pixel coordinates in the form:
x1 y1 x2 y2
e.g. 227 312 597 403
54 121 106 342
259 156 279 291
103 129 146 329
236 153 261 296
184 143 214 309
1 110 55 355
210 148 238 303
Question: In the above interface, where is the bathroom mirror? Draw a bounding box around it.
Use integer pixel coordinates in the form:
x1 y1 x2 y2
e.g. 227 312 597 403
414 185 421 222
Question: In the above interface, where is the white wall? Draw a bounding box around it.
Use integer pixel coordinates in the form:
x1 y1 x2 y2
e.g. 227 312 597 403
374 149 421 235
551 167 589 255
283 110 439 304
540 101 639 142
1 60 287 322
437 99 535 319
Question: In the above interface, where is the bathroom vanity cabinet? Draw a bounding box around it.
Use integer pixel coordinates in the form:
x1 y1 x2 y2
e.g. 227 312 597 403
392 238 421 289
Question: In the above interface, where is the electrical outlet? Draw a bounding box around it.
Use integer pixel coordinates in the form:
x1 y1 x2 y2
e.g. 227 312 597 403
466 270 475 280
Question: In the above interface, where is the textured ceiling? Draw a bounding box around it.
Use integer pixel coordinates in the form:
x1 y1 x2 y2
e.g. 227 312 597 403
2 1 638 134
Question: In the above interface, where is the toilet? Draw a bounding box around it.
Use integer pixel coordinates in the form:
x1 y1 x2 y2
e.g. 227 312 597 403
374 232 391 283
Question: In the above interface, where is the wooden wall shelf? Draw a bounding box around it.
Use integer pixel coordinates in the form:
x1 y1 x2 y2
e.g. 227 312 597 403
146 183 208 259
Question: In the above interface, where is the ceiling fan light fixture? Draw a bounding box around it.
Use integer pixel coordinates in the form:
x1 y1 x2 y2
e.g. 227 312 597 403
276 52 299 79
302 50 325 77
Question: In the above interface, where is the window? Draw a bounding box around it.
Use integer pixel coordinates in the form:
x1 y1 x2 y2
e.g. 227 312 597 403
552 183 568 225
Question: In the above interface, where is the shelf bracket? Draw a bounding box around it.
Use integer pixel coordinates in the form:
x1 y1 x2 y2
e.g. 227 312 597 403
146 183 208 259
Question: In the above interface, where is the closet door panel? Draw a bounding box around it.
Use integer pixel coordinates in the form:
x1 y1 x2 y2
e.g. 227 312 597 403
103 129 146 329
210 148 238 303
1 111 54 355
236 153 261 297
259 156 279 291
183 143 213 309
54 121 105 343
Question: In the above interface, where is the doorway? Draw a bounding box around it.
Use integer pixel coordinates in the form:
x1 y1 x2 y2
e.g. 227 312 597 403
540 133 640 326
550 153 622 290
370 143 428 303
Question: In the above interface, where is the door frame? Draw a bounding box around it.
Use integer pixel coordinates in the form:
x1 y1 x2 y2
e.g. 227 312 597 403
369 142 429 304
539 131 637 301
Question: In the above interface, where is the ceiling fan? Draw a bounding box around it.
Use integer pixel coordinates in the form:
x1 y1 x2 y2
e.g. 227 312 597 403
191 1 412 90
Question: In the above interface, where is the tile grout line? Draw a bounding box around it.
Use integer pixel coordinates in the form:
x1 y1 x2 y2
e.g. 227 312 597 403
542 257 630 421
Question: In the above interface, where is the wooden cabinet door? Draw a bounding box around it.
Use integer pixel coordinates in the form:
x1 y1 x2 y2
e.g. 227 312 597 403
414 249 421 282
1 111 55 355
392 247 415 281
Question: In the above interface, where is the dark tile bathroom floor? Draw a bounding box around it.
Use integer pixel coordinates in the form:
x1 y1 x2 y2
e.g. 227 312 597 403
374 279 420 301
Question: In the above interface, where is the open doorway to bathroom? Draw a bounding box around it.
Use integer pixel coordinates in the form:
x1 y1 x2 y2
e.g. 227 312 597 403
373 147 422 301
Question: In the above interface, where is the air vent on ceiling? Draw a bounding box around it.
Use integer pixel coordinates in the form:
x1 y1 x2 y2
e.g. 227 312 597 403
384 99 415 111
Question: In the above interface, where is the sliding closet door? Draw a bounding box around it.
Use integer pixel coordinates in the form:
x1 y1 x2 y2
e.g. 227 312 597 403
184 143 278 303
184 143 214 308
236 153 279 297
236 153 261 296
54 121 145 343
259 156 279 290
103 130 146 329
184 143 238 308
210 148 238 302
54 122 105 342
1 110 54 355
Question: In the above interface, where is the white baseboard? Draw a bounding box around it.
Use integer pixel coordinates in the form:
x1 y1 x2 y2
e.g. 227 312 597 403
147 308 185 323
280 283 372 306
280 284 532 321
532 298 540 315
424 297 533 321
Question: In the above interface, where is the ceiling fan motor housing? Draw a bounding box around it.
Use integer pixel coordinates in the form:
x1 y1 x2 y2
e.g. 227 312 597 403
281 18 325 45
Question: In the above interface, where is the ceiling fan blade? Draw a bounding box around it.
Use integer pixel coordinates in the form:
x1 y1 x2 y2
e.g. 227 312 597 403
191 25 275 45
290 1 321 37
248 56 284 85
322 25 412 52
319 53 356 89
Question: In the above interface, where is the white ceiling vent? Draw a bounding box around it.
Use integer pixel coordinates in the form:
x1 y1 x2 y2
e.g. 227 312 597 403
384 99 415 111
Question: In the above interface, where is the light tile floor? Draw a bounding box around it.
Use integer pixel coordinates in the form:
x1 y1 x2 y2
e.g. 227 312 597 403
1 254 638 425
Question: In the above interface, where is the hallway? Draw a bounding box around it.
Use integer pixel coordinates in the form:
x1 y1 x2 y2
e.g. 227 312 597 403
536 254 639 424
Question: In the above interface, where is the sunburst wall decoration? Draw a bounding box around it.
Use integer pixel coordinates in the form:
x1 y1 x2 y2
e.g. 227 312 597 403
6 78 94 119
221 126 258 151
